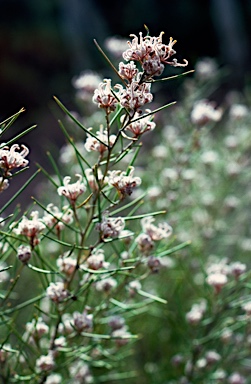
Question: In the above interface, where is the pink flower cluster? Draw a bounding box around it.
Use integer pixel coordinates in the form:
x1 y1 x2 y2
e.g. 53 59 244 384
92 30 188 116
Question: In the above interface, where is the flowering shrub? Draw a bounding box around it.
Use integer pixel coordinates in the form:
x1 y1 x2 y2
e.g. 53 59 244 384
2 28 251 384
0 29 191 384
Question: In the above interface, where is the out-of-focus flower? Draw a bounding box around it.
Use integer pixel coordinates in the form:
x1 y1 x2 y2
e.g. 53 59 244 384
0 177 9 193
200 150 218 165
229 261 246 279
0 262 10 283
112 326 132 347
57 174 86 203
206 272 228 293
147 256 162 273
191 99 223 126
195 57 217 80
46 282 69 303
241 301 251 315
36 353 55 372
45 373 62 384
140 216 173 241
72 70 102 100
25 317 49 339
95 276 117 292
128 280 142 297
69 361 93 383
105 36 129 58
229 104 249 120
73 309 93 333
86 248 109 270
43 204 73 232
17 244 32 263
135 233 154 254
85 168 107 190
186 300 207 325
205 350 221 364
228 372 246 384
56 253 77 276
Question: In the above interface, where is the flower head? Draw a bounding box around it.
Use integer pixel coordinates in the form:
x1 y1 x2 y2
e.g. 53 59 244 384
92 78 118 113
123 110 156 137
46 282 69 303
12 211 45 247
0 143 29 176
140 216 173 241
84 126 116 154
96 213 125 239
107 166 141 198
123 32 188 76
43 203 73 232
86 248 109 270
206 272 228 294
57 174 86 203
56 253 77 276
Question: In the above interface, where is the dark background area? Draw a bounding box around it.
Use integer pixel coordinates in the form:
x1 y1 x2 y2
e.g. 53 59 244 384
1 0 251 208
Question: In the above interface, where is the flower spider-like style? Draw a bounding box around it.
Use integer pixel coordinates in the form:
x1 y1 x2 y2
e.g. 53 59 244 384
0 143 29 176
123 32 188 78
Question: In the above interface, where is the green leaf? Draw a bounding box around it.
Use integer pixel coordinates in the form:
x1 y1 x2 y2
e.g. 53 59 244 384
54 96 109 147
0 169 40 215
27 264 59 274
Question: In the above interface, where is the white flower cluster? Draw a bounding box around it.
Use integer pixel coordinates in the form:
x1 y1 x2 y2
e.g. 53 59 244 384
0 143 29 176
107 166 141 198
92 30 188 118
84 126 116 154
